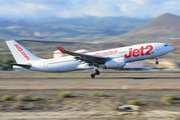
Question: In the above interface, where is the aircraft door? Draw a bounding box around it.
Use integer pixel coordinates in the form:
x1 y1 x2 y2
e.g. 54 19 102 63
43 60 58 71
44 61 48 68
155 44 160 50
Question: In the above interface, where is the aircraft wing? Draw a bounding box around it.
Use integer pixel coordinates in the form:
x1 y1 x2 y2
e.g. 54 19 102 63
57 46 110 64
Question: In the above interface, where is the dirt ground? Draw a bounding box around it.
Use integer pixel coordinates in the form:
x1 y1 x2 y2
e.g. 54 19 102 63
0 89 180 120
0 72 180 119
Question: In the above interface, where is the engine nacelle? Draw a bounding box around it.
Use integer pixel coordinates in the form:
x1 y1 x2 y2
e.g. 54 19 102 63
105 58 125 69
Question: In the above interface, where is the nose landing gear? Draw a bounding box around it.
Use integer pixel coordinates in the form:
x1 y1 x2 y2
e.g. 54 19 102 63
155 57 159 64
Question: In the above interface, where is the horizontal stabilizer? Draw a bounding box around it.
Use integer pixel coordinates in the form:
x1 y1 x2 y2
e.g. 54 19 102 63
10 63 31 69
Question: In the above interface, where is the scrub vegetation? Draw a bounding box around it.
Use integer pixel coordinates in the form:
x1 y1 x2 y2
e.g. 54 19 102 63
90 91 106 97
32 96 41 101
14 94 32 101
1 95 12 101
57 92 73 98
161 94 178 105
128 100 139 105
11 103 24 110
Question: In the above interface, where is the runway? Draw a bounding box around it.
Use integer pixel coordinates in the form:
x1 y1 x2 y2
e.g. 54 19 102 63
1 77 180 79
0 77 180 89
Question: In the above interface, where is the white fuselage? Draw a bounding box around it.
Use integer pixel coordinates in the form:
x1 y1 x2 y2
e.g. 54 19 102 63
27 43 174 72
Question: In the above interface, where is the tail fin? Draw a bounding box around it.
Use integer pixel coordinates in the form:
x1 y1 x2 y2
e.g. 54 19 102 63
6 40 41 64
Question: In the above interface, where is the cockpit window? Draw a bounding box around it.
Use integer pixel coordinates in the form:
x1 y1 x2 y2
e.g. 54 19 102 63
164 44 169 47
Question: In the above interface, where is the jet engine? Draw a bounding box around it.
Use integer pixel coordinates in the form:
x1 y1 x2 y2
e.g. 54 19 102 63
105 57 125 69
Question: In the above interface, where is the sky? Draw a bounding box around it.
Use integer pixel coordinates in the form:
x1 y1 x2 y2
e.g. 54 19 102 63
0 0 180 20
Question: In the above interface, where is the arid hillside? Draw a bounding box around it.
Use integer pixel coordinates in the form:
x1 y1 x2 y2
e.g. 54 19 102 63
121 13 180 38
109 13 180 44
130 13 180 34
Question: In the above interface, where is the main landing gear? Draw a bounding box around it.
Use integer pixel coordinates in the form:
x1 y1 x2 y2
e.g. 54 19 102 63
155 57 159 65
91 69 100 78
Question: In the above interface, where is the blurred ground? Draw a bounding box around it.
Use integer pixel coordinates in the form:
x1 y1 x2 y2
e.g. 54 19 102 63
0 77 180 89
0 71 180 119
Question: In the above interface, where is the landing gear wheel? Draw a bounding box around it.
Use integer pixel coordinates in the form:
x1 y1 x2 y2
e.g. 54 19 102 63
95 69 100 75
91 74 95 78
155 61 159 65
155 57 159 65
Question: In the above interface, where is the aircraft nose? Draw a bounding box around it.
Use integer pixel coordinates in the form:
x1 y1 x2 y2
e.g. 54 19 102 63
170 46 174 51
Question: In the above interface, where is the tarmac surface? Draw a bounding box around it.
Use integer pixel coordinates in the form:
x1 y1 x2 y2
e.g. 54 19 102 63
0 77 180 90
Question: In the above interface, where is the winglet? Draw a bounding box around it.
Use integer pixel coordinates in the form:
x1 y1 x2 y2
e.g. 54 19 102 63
57 46 66 52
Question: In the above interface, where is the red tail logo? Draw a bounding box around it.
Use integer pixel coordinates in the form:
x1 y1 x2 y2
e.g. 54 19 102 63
125 45 153 58
14 44 30 60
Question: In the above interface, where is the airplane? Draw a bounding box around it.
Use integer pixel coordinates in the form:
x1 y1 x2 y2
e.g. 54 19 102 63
6 40 174 78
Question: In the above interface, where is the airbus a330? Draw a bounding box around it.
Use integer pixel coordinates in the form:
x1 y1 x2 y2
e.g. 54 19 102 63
6 40 174 78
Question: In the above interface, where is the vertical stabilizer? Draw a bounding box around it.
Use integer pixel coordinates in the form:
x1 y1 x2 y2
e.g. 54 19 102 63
6 40 41 64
